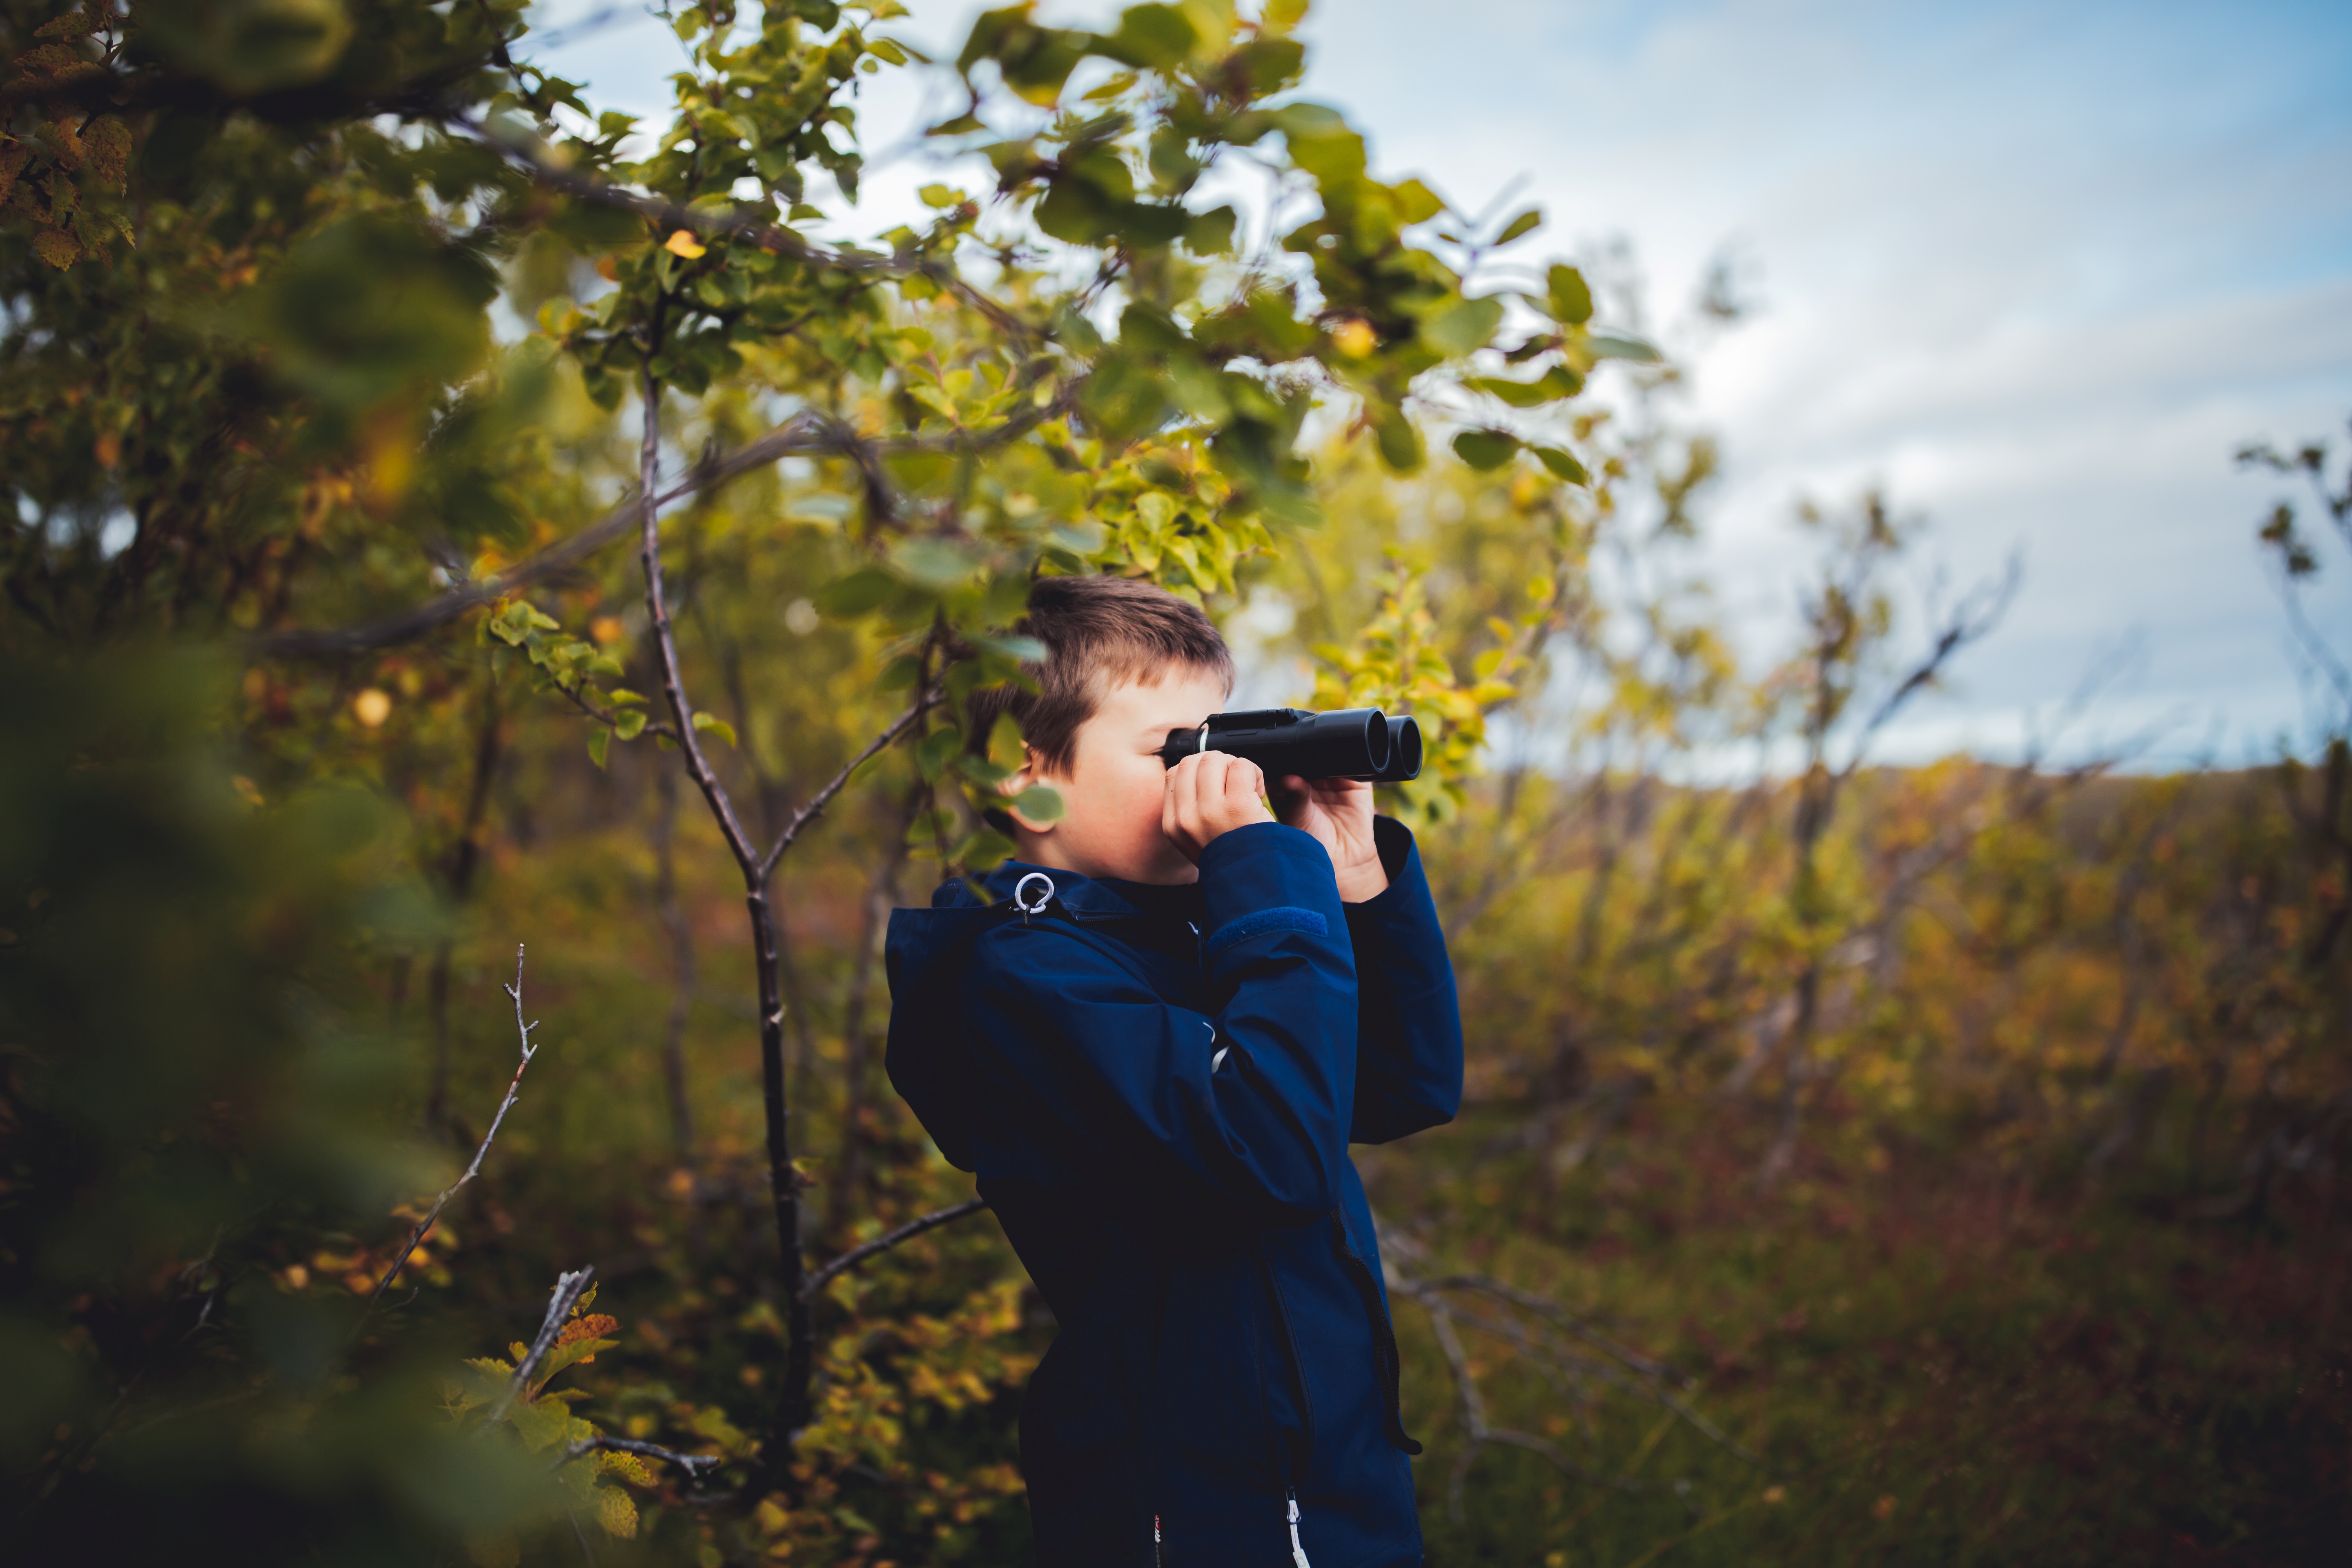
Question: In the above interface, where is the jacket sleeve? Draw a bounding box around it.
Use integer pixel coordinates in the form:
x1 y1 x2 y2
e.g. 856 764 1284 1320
1343 815 1465 1144
959 822 1356 1228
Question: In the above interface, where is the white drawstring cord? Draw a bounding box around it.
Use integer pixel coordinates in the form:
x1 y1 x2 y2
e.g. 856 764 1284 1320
1287 1492 1311 1568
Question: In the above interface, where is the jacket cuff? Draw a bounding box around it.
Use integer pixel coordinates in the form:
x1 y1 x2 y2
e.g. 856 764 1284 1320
1346 816 1427 918
1196 820 1346 942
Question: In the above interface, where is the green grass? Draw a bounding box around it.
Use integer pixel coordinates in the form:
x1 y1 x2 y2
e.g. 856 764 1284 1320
1371 1106 2349 1567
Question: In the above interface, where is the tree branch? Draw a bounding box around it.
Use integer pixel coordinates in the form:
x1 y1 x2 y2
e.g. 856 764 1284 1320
490 1265 597 1425
249 413 823 658
1842 552 2022 777
800 1198 988 1302
443 112 1042 344
566 1433 723 1477
251 385 1078 662
357 943 544 1328
636 370 761 876
759 685 940 880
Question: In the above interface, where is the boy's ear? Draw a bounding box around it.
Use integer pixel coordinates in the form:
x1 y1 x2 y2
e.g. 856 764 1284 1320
998 744 1056 835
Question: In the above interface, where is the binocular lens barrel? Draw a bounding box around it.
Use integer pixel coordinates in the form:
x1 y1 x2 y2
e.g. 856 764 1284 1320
1157 708 1423 783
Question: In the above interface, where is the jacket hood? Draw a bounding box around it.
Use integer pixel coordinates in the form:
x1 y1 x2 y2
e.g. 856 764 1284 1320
884 860 1189 1171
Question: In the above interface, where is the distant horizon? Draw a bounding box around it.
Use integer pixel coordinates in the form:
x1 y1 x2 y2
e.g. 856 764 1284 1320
524 0 2352 774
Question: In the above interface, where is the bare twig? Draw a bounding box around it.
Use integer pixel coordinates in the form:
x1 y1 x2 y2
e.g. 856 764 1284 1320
490 1266 597 1425
1413 1283 1652 1522
566 1506 599 1566
760 685 940 879
1378 1222 1766 1517
566 1433 724 1477
358 944 544 1326
1421 1273 1675 1381
1451 1276 1761 1467
801 1198 988 1302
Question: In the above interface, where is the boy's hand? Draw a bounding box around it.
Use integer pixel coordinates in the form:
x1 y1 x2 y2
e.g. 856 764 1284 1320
1162 751 1274 862
1274 775 1389 903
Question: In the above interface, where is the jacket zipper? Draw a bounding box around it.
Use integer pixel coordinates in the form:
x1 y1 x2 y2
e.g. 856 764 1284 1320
1263 1252 1319 1568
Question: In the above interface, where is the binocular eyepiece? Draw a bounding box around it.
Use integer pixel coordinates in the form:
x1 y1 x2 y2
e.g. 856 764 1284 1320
1158 708 1423 784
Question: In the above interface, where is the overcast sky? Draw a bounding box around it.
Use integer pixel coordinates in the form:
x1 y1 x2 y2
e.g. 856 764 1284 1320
530 0 2352 768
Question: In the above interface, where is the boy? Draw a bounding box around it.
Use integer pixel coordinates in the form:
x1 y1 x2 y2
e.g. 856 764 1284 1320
884 575 1463 1568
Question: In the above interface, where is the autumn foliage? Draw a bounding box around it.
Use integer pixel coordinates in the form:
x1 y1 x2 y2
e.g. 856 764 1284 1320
3 1 2347 1564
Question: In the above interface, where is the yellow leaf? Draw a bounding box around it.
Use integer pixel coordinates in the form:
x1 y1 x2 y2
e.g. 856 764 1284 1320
596 1484 640 1538
83 116 130 192
664 229 707 258
32 227 79 269
0 143 31 207
600 1449 656 1487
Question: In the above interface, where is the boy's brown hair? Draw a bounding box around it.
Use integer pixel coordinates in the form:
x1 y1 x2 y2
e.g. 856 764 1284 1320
967 574 1233 773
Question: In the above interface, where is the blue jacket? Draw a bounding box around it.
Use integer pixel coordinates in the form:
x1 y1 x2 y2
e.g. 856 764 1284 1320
884 817 1464 1568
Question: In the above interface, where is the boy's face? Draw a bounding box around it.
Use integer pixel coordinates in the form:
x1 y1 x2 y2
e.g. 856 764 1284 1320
1010 664 1229 885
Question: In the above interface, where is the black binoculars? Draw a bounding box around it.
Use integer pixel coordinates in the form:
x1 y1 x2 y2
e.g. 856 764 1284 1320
1158 708 1423 784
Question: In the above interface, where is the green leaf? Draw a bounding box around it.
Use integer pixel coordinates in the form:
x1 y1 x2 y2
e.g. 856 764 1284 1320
1185 204 1238 255
1118 301 1189 354
1422 294 1504 357
1586 333 1660 363
615 708 648 742
1453 428 1520 470
609 689 648 707
950 828 1018 872
973 634 1049 664
815 566 896 617
535 1335 619 1388
1494 207 1543 245
957 753 1017 786
916 727 963 781
889 538 978 591
1100 3 1196 69
1546 264 1594 326
1011 785 1065 823
1468 375 1551 409
1373 407 1424 474
588 727 610 770
1081 351 1171 446
1532 445 1590 485
1035 175 1117 245
691 712 737 748
917 183 962 208
1166 359 1232 422
508 1394 571 1452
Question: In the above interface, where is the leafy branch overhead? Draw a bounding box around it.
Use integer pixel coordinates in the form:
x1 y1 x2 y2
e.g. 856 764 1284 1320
516 2 1639 795
2 0 1662 1536
7 0 1652 800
